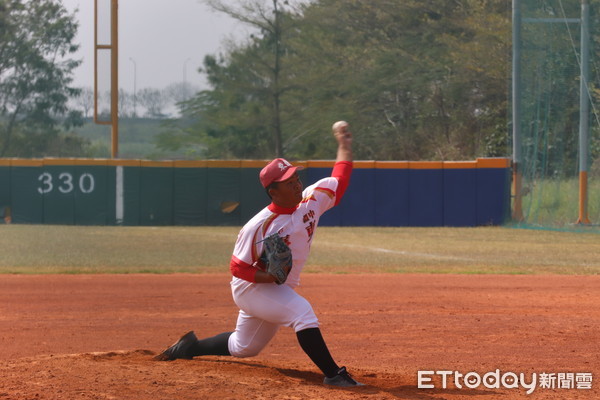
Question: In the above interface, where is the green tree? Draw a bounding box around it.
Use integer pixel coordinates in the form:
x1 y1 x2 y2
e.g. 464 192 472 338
284 0 496 159
428 0 511 159
158 46 283 159
0 0 82 157
202 0 300 158
160 0 513 161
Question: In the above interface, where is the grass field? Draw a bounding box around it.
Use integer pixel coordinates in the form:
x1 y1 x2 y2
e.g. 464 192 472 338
521 176 600 228
1 225 599 275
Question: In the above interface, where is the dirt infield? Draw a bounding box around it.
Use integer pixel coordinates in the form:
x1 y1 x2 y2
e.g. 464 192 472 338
0 273 598 399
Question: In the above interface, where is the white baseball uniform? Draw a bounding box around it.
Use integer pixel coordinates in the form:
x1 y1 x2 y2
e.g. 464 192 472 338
227 161 352 358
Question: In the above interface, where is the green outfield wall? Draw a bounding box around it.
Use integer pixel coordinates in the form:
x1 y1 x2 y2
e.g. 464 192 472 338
0 158 510 226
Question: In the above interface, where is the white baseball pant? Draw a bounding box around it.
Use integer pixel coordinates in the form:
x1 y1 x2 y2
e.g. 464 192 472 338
228 278 319 358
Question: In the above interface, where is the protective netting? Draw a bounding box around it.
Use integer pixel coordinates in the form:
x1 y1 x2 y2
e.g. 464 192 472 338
513 0 600 232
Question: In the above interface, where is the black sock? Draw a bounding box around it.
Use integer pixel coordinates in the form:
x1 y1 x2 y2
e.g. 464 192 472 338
190 332 233 356
296 328 339 378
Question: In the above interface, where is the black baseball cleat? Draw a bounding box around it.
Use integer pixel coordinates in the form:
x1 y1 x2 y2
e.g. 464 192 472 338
154 331 198 361
323 366 365 387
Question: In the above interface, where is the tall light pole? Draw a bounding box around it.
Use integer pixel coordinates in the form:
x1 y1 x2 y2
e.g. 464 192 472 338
183 57 191 101
94 0 119 158
129 57 137 117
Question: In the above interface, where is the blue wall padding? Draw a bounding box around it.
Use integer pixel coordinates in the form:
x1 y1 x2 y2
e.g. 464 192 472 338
122 166 141 226
206 168 241 226
105 165 117 225
477 168 510 225
375 168 409 226
10 165 44 223
41 165 76 225
9 163 112 225
408 169 444 226
3 159 511 227
73 166 110 225
173 167 208 225
139 167 174 225
340 168 376 226
443 168 478 226
0 165 11 216
241 167 266 223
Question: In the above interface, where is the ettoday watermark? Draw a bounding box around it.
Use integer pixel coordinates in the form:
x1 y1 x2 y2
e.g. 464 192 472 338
418 370 593 395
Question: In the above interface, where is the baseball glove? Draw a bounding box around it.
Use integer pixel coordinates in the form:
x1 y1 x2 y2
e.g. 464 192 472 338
259 233 292 285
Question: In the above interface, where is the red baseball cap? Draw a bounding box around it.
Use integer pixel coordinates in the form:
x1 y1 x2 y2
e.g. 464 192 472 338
259 158 303 188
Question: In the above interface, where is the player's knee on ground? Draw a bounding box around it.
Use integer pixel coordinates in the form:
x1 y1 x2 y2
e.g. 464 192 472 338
228 333 268 358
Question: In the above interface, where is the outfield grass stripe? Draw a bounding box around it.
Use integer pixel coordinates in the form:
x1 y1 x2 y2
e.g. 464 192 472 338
1 225 599 275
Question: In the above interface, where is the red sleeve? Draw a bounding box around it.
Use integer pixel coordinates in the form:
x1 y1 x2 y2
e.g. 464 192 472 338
230 255 258 282
331 161 352 206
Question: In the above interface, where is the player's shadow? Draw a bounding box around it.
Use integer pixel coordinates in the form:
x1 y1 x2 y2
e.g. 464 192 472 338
377 386 502 399
173 357 502 398
198 357 271 370
276 367 323 382
276 368 378 393
276 368 501 398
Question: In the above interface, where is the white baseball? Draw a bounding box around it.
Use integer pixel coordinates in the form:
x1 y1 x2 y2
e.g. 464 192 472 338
332 120 349 131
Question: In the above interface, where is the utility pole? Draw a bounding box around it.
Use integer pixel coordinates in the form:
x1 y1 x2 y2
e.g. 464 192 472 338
129 57 137 117
183 57 191 101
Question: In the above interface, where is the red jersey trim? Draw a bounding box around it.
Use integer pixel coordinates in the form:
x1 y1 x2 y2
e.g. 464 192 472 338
247 213 278 273
261 213 279 235
251 226 261 261
314 187 335 199
267 202 296 215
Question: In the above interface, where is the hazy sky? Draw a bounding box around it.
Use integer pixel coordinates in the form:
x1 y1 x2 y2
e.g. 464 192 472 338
61 0 249 91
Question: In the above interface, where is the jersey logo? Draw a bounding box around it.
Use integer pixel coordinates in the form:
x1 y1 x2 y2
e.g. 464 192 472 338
303 210 316 242
302 210 315 223
280 232 291 246
306 221 315 241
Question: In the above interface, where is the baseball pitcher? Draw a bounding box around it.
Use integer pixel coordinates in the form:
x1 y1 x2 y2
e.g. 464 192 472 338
155 121 362 387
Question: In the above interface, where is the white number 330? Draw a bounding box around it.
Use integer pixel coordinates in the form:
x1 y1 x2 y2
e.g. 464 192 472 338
37 172 95 195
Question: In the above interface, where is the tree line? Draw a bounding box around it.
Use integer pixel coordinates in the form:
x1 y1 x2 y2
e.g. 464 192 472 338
1 0 597 162
73 83 199 120
0 0 82 157
158 0 513 161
